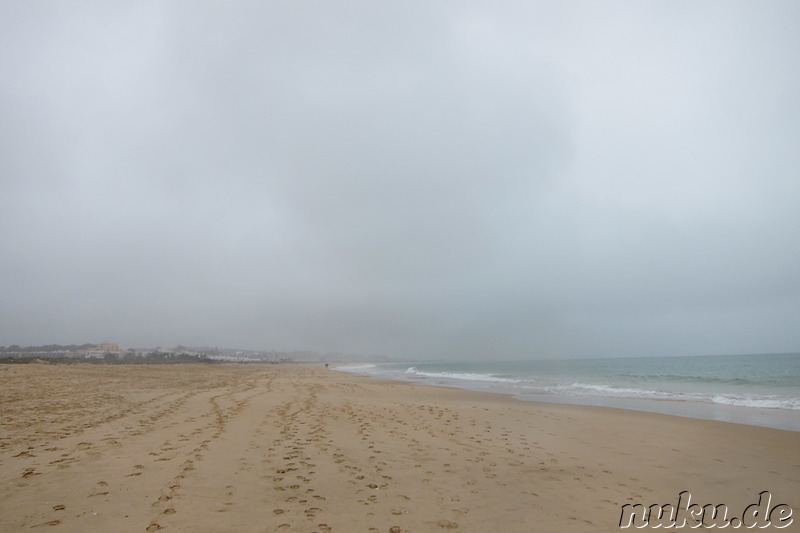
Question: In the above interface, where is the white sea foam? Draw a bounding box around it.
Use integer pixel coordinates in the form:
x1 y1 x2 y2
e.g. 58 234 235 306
333 364 377 373
530 383 800 410
710 395 800 411
404 367 521 383
566 382 678 399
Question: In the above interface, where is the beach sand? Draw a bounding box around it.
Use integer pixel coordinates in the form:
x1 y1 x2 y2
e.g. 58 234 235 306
1 363 798 532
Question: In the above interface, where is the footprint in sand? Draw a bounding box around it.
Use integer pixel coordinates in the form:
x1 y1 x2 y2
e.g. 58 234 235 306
30 519 61 527
21 468 40 478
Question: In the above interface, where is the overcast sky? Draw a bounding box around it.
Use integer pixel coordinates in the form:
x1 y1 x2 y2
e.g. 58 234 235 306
1 1 798 359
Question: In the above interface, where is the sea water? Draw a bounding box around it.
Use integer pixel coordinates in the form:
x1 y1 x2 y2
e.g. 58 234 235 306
337 353 800 431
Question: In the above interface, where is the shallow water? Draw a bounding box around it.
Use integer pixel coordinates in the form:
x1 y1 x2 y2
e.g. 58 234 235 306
337 353 800 431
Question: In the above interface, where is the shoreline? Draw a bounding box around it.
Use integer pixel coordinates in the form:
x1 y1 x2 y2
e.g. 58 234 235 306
2 363 798 532
335 363 800 433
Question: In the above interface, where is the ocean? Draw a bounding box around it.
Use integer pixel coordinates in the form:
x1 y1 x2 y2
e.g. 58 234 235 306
336 353 800 432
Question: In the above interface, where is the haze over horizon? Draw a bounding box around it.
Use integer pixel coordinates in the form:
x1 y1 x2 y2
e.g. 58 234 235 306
2 1 799 361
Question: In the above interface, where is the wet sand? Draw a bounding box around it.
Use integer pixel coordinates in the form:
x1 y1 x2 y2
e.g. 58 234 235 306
1 363 798 532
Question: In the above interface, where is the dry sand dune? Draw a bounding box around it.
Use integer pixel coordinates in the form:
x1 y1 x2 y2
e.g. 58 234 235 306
1 363 798 532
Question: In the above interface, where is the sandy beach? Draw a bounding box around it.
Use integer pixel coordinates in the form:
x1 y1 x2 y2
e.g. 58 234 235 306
1 363 798 532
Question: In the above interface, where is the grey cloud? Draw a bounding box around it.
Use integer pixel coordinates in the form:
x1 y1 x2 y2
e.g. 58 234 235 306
1 1 798 358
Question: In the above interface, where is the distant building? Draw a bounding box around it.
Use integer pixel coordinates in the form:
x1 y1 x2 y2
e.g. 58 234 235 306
97 341 122 353
82 341 125 358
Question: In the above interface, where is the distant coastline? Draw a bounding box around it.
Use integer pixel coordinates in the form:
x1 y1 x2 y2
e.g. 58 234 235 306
0 342 388 364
